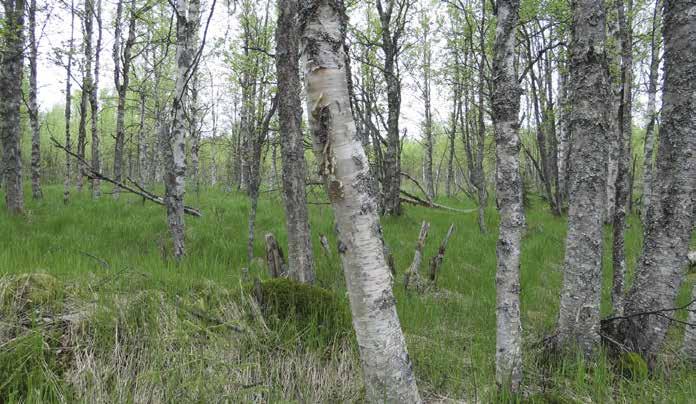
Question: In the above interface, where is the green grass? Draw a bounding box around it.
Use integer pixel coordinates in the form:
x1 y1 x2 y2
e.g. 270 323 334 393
1 185 695 402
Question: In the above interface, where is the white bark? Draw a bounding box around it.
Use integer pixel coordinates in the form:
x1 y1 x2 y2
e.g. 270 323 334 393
163 0 200 259
301 2 421 401
492 0 524 391
28 0 43 200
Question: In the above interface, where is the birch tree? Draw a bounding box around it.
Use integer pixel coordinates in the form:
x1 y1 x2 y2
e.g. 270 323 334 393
300 1 421 401
276 0 316 283
90 0 103 198
0 0 26 214
28 0 43 200
63 0 76 205
376 0 414 216
162 0 202 259
618 0 696 359
640 0 662 222
610 0 633 315
557 0 610 356
492 0 524 391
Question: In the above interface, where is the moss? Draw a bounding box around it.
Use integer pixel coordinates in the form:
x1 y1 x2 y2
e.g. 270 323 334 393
619 352 649 381
253 278 353 344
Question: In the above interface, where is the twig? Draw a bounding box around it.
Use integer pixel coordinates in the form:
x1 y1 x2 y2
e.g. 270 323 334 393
50 137 202 217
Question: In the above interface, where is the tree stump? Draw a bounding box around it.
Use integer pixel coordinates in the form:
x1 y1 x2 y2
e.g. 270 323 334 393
265 233 286 278
404 221 429 291
429 224 455 284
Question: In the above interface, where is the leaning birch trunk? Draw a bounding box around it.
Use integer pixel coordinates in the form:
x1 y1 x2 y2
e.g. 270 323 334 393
641 0 662 223
0 0 26 214
491 0 524 391
300 2 421 401
28 0 43 200
557 0 610 356
620 0 696 359
276 0 316 283
163 0 199 260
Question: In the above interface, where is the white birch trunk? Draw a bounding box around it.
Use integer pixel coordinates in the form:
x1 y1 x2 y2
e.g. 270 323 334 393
301 2 421 401
492 0 524 391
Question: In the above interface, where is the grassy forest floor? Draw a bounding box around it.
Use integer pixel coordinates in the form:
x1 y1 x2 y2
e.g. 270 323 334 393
2 185 696 403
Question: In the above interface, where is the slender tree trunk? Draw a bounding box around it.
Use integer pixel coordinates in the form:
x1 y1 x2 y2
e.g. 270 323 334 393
113 0 136 199
28 0 43 200
301 2 421 401
63 0 75 205
0 0 26 214
604 7 622 224
377 0 405 216
137 91 148 184
641 0 662 223
77 0 94 193
492 0 524 391
611 0 633 316
276 0 316 283
421 16 435 200
557 65 571 202
619 0 696 359
162 0 201 260
90 0 102 198
557 0 610 356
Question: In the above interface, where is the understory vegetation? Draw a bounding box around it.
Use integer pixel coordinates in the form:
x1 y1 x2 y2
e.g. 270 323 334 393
2 186 695 403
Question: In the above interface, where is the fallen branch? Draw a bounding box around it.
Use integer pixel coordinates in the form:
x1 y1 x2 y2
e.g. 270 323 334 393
400 190 476 214
50 137 202 217
429 224 455 284
602 297 696 326
400 172 433 206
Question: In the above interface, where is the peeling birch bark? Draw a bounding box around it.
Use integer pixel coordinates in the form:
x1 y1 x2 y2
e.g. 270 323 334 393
492 0 524 391
300 2 421 401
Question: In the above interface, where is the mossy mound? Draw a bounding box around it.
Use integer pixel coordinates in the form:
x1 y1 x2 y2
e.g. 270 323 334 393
253 278 353 344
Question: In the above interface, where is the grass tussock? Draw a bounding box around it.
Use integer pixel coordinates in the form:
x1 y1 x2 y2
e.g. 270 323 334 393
0 271 362 403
